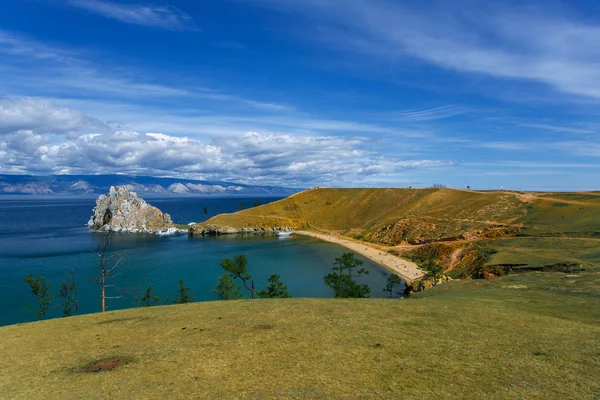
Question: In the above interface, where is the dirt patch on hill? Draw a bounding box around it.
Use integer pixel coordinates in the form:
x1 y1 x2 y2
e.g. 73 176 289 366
446 248 464 272
255 324 275 330
514 193 539 203
82 357 130 373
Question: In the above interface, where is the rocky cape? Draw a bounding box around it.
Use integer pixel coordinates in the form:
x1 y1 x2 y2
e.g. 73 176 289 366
88 186 181 234
189 223 294 236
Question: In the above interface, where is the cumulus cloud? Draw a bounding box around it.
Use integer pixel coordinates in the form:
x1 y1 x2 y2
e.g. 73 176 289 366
0 128 453 186
0 97 456 186
0 97 107 135
66 0 196 31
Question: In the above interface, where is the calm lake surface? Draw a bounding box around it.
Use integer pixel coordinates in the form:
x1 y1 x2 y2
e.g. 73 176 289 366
0 196 397 326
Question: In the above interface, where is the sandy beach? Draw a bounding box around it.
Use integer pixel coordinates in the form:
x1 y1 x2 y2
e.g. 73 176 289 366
295 230 425 283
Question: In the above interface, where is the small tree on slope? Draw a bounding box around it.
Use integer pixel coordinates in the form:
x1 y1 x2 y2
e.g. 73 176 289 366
141 284 160 306
383 274 403 298
23 272 53 320
425 256 444 287
59 269 78 317
219 254 256 299
212 274 242 300
324 252 370 298
174 279 194 304
257 274 291 299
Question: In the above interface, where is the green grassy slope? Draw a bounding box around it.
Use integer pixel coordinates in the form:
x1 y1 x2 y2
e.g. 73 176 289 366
200 188 600 277
1 272 599 399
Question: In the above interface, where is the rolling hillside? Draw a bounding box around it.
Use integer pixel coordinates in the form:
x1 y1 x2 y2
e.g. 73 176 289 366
3 188 599 399
199 188 600 278
1 272 599 399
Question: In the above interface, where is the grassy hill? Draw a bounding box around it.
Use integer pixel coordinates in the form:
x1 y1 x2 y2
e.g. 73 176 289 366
198 188 600 278
1 271 598 399
3 188 600 399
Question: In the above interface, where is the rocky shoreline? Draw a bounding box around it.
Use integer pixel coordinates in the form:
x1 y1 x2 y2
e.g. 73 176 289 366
97 227 188 235
188 223 294 236
86 187 431 289
87 187 294 237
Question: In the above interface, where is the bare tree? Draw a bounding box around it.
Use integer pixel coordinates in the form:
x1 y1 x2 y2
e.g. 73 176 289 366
96 231 124 312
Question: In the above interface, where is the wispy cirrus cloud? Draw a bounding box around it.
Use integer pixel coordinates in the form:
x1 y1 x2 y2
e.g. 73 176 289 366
468 161 600 169
392 106 467 121
0 29 292 111
249 0 600 101
518 123 596 135
49 96 428 140
550 141 600 157
66 0 196 31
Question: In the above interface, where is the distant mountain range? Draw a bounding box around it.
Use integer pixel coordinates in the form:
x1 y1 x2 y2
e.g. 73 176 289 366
0 175 302 197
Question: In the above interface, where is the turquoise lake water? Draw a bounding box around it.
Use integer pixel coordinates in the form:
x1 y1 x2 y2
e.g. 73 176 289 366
0 197 400 326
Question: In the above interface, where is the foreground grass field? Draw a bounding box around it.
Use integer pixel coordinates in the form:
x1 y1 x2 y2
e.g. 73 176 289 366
2 271 599 399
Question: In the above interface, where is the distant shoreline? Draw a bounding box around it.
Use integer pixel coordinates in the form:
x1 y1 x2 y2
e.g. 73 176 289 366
294 230 424 283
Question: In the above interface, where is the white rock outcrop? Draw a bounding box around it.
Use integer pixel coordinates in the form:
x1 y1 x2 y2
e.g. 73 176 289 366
88 186 174 232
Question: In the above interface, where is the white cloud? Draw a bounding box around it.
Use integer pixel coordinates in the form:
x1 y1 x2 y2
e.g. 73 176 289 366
0 97 106 135
0 30 291 111
40 96 430 141
250 0 600 101
66 0 196 30
0 121 454 186
551 141 600 157
469 161 600 169
471 141 529 151
392 106 467 121
518 123 596 135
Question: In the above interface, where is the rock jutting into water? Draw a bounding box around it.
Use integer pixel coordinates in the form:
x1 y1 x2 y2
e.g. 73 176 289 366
88 186 175 233
188 223 294 236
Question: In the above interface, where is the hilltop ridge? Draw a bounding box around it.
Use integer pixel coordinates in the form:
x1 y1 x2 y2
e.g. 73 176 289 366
195 188 600 279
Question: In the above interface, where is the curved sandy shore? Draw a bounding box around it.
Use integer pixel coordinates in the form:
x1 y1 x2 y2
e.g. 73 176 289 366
295 230 425 283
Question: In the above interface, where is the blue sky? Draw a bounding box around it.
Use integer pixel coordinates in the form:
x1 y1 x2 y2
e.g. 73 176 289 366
0 0 599 190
